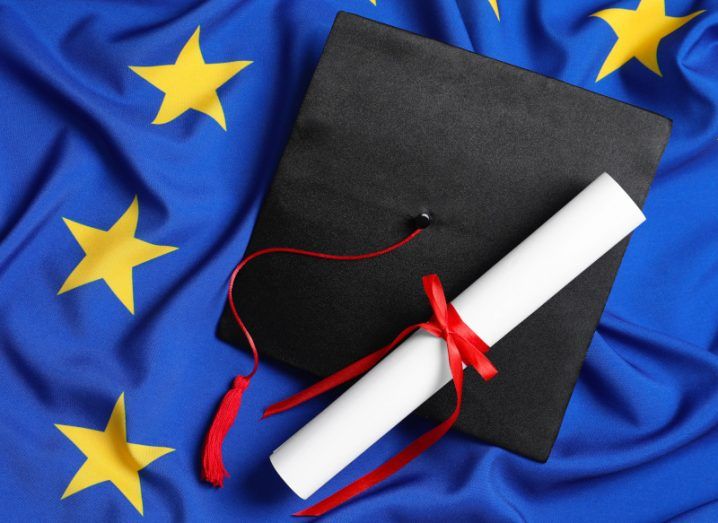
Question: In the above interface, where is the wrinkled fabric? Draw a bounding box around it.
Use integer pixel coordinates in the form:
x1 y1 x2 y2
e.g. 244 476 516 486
0 0 717 521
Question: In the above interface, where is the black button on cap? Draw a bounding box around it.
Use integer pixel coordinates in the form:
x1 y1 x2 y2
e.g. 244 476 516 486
414 212 432 229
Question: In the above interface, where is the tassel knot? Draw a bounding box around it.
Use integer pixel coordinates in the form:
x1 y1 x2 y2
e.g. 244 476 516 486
232 375 250 391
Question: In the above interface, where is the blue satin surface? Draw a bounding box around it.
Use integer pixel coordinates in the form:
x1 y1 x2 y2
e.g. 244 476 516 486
1 0 717 521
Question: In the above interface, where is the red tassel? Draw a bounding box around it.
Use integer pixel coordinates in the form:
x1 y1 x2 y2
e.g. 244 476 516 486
201 375 251 487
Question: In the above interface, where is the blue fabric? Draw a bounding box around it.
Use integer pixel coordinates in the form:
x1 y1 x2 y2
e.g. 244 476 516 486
1 0 717 520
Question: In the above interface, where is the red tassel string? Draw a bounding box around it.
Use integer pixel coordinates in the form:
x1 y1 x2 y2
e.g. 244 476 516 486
201 228 424 488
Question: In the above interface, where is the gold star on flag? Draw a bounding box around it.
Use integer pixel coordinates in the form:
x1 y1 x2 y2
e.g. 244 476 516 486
58 196 177 314
488 0 500 20
369 0 498 17
56 393 174 515
591 0 704 81
130 26 252 130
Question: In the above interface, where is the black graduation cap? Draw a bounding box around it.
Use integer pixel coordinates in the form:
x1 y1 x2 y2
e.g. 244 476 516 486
217 12 671 462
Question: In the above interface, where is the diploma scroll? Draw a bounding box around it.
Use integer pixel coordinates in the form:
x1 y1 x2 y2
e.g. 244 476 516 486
270 173 646 499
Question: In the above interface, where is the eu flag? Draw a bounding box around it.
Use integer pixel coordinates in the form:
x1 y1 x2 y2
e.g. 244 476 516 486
1 0 717 520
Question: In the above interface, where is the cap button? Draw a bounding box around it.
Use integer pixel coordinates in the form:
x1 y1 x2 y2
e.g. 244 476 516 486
414 212 432 229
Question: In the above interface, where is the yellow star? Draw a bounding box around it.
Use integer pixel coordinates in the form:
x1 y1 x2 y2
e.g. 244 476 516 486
591 0 704 82
488 0 500 20
130 26 252 130
56 393 174 515
58 196 177 314
370 0 498 17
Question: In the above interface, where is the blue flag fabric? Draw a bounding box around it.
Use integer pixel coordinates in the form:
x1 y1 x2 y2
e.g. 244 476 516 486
1 0 717 520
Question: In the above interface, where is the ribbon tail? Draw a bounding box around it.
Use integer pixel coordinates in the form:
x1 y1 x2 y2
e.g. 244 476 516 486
294 336 467 517
263 323 421 418
452 334 498 381
293 407 460 517
447 304 497 381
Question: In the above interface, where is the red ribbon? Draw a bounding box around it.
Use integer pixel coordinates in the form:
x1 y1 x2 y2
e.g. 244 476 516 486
263 274 497 516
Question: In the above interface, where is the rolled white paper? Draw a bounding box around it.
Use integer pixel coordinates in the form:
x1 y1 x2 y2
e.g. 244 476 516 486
270 173 645 499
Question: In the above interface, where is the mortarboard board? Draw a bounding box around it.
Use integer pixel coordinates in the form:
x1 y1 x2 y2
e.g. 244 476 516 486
216 12 671 462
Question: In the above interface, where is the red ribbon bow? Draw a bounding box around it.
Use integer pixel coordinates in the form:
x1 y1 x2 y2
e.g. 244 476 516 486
263 274 497 516
201 229 497 517
419 274 498 382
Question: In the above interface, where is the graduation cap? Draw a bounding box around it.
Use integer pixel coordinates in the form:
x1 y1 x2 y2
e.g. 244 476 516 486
208 10 670 498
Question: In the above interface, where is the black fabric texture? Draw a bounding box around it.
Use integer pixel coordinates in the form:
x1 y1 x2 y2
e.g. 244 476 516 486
217 12 671 462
